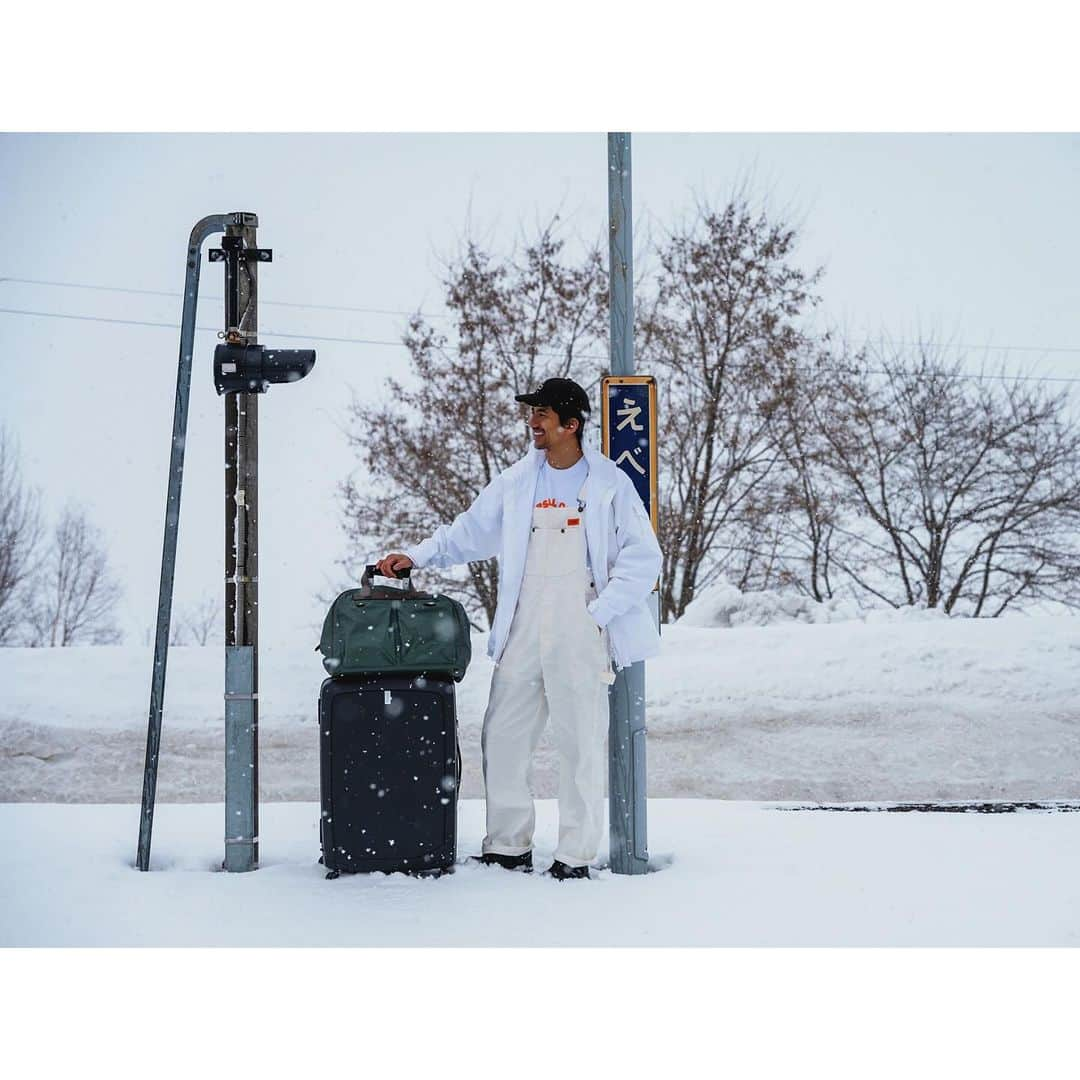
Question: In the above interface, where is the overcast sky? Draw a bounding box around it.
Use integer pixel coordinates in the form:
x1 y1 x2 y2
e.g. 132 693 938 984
2 132 1078 647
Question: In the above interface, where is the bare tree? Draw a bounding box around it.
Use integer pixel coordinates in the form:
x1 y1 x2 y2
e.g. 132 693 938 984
760 345 858 602
180 591 221 646
639 195 825 621
26 505 123 645
0 429 42 644
338 221 608 626
147 594 219 646
813 340 1080 614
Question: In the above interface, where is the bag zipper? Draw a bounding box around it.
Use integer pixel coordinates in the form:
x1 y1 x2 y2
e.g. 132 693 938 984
391 602 403 660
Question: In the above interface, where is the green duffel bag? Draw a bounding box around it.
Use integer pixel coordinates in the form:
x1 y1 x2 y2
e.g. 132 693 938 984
317 565 472 682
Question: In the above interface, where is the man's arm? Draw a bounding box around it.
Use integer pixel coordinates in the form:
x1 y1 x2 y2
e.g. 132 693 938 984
587 471 662 629
401 473 505 570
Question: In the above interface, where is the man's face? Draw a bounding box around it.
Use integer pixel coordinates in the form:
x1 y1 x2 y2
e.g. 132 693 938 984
528 405 577 450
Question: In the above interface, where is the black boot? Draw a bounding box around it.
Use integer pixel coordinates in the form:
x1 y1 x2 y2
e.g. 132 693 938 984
545 859 590 881
468 850 533 873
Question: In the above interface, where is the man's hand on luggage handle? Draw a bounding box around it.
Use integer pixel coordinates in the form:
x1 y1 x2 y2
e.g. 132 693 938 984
375 553 414 579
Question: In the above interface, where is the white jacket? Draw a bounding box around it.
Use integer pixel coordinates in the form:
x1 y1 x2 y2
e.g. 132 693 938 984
404 446 663 671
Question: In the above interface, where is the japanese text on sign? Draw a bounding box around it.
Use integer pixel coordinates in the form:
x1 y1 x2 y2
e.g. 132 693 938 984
601 375 658 534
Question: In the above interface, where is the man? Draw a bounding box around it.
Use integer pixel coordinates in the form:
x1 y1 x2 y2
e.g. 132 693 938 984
376 377 662 880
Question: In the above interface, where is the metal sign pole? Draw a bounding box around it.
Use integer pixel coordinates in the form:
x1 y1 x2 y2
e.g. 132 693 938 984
606 132 650 875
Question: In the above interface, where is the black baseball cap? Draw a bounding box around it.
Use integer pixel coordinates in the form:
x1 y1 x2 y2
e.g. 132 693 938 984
514 378 591 419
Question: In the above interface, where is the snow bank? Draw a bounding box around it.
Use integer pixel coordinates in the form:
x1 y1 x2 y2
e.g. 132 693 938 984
3 613 1080 803
676 579 946 627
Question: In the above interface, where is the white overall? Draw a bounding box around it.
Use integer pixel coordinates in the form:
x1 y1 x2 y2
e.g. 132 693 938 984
480 500 615 868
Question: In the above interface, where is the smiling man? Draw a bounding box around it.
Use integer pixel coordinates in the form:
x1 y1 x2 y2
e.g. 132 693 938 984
376 377 662 880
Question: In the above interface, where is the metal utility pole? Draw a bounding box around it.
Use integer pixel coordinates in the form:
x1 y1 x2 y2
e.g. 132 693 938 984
138 210 314 874
218 215 264 873
606 132 650 875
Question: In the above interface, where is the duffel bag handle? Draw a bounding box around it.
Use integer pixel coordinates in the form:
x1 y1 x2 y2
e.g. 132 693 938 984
361 563 415 593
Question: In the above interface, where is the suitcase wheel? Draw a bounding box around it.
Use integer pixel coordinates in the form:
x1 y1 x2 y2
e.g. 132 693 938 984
411 865 455 879
325 869 341 880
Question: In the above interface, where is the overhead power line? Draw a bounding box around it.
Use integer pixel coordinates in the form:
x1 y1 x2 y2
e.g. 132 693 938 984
3 305 1080 385
0 275 447 321
0 306 414 347
3 274 1080 357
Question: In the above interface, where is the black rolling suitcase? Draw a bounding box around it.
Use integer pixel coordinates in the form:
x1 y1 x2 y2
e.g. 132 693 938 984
319 673 459 877
316 566 468 878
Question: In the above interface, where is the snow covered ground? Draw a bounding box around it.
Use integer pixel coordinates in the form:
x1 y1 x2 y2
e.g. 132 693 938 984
4 601 1080 946
5 798 1080 946
2 609 1079 803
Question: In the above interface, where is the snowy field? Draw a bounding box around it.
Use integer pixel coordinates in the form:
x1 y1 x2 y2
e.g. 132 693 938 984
4 602 1080 946
2 607 1079 804
4 799 1080 946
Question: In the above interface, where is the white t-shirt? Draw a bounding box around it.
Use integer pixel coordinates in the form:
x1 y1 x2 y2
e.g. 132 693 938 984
532 453 589 511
